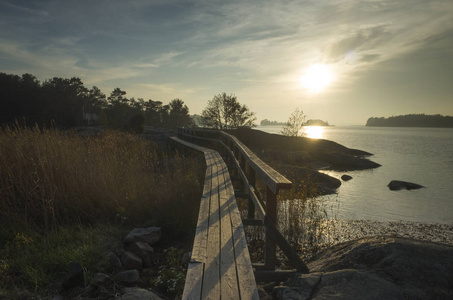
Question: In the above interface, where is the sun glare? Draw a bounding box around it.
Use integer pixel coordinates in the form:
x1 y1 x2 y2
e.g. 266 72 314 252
303 126 324 139
300 64 334 93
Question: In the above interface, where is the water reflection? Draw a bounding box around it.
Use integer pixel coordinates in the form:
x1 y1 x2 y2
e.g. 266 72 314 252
302 126 324 139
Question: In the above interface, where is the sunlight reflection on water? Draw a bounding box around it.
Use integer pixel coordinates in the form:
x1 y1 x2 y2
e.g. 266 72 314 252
301 126 324 139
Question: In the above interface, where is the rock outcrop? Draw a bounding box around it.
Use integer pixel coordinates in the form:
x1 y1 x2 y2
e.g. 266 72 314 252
341 174 352 181
274 236 453 299
388 180 424 191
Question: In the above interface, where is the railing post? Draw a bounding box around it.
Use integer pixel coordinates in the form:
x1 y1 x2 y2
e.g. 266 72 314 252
264 187 277 271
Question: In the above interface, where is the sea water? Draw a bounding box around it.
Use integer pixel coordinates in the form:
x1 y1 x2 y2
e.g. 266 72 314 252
255 125 453 224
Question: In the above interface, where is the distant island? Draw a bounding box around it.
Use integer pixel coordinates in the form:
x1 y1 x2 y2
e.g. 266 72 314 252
260 119 286 126
366 114 453 128
304 119 330 126
260 118 330 126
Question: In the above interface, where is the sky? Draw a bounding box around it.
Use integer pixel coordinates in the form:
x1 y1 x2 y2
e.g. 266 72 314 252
1 0 452 126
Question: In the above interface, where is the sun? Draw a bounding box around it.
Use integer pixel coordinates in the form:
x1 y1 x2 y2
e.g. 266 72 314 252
300 64 334 93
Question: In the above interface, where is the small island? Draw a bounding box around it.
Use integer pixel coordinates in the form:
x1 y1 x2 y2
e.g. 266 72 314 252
304 119 330 126
260 119 286 126
366 114 453 127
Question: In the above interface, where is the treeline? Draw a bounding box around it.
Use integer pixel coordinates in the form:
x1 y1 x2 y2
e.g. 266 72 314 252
0 72 193 132
366 114 453 128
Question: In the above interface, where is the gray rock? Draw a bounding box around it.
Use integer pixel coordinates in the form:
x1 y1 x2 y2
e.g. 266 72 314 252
127 242 154 267
62 262 85 289
92 273 110 286
121 251 142 270
257 287 267 298
274 273 322 300
117 270 140 284
124 227 161 246
387 180 424 191
276 236 453 299
341 174 352 181
106 252 122 269
118 287 163 300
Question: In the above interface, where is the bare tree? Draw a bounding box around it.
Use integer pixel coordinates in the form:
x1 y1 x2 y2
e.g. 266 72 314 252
281 108 306 137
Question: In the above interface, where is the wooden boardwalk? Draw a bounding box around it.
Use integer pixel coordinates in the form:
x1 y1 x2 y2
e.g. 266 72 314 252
170 137 259 300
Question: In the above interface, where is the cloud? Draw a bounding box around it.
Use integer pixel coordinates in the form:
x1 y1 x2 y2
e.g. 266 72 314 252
325 24 392 63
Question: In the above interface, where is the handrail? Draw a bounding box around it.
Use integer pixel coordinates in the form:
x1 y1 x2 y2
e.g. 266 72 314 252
219 131 291 194
177 127 309 273
178 128 291 194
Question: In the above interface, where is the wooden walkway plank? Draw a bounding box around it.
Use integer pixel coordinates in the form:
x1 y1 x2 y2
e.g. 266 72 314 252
218 160 241 299
202 158 221 299
182 152 214 300
222 162 260 300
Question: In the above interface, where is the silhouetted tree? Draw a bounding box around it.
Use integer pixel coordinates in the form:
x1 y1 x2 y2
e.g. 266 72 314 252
281 108 306 137
167 98 193 128
41 77 88 128
201 93 256 129
143 99 164 127
129 113 145 133
0 73 46 126
105 88 134 129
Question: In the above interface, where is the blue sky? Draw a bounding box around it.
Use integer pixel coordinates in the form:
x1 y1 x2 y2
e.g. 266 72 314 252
1 0 452 125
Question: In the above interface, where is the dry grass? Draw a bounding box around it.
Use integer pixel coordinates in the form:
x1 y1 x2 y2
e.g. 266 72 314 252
0 125 203 233
243 173 337 266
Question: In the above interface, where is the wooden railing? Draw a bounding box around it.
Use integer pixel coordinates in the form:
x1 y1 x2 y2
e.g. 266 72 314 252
177 128 309 276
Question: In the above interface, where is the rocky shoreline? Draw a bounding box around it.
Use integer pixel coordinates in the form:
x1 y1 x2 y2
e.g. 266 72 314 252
228 128 381 196
227 128 453 299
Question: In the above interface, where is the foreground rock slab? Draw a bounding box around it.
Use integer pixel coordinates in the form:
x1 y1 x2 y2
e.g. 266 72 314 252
275 236 453 300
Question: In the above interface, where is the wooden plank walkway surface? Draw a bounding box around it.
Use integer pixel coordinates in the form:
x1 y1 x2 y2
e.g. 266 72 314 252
170 137 259 300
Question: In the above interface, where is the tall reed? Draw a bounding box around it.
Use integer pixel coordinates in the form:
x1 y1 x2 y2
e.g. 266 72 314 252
0 125 203 235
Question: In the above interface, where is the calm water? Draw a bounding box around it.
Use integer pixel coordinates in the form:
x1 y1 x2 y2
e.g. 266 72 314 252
255 125 453 224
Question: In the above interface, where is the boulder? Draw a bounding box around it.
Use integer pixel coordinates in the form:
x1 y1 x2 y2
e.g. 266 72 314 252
124 227 161 246
127 242 154 267
106 251 122 269
121 251 142 270
387 180 424 191
92 273 110 286
62 262 85 289
341 174 352 181
117 270 140 284
119 287 163 300
274 236 453 299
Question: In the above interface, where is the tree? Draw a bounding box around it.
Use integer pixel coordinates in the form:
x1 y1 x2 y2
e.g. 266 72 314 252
143 99 164 127
41 77 88 128
107 88 128 106
201 93 256 129
129 113 145 133
281 108 306 137
167 99 193 128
